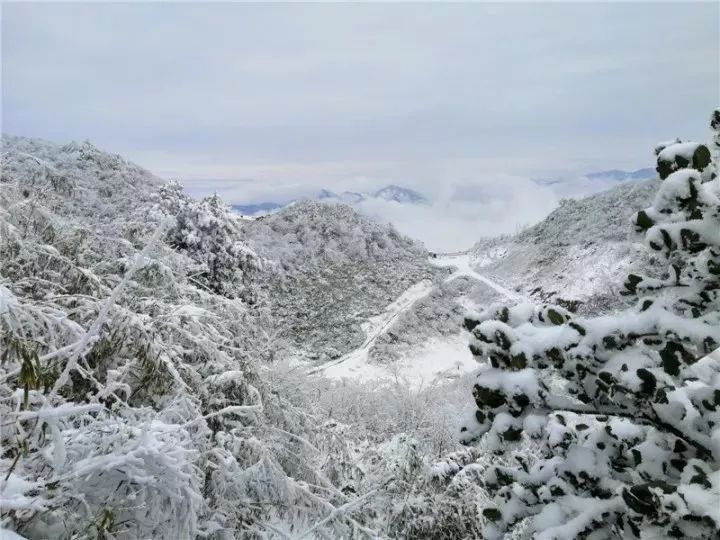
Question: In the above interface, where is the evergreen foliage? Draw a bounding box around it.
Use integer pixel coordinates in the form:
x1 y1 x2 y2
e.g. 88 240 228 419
461 111 720 539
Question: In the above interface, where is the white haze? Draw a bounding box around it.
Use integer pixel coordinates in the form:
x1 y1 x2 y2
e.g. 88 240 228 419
353 175 558 252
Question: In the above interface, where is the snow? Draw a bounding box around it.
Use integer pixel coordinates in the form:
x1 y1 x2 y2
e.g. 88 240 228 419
322 333 476 389
0 474 46 512
475 367 541 401
360 279 435 342
310 278 436 380
432 253 526 301
3 120 719 539
0 529 29 540
657 141 703 162
0 285 18 315
311 252 527 385
469 178 660 314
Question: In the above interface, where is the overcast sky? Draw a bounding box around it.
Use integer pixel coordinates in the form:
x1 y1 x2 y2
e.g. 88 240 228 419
3 2 719 232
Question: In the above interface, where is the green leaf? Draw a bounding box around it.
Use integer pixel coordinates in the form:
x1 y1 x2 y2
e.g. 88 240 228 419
509 353 527 369
569 322 586 335
624 274 642 294
473 385 506 409
636 368 657 395
463 317 480 332
692 144 711 171
622 485 657 517
661 342 696 376
502 426 523 442
482 508 502 521
635 210 654 230
547 308 565 325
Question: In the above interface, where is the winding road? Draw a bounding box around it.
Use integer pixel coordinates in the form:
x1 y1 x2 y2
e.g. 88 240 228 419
308 253 525 377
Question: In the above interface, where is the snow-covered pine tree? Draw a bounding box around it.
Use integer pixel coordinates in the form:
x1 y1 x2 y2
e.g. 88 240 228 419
461 112 720 539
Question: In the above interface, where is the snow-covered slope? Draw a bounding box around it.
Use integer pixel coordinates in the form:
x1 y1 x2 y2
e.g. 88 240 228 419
469 177 661 314
239 200 442 362
323 179 663 387
1 135 161 224
0 135 319 538
585 167 655 182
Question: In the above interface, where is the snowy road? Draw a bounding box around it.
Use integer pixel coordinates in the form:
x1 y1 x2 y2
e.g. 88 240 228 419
432 253 525 301
309 252 525 382
307 279 434 375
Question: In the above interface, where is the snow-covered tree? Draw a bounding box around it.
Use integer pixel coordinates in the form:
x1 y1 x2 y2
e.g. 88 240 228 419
0 137 381 539
461 114 720 538
160 182 260 300
240 200 437 361
655 139 712 182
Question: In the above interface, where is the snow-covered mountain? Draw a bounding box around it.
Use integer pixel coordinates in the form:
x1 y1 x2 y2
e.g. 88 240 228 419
316 188 367 204
469 177 660 312
373 184 428 203
305 177 664 390
232 201 284 215
239 200 441 362
321 177 662 384
4 132 716 540
535 166 656 186
0 134 449 538
584 167 655 182
1 136 661 377
533 166 657 197
232 184 428 217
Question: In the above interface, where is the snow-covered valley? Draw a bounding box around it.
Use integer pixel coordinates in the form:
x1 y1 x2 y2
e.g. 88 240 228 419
2 129 720 539
311 253 525 388
4 1 720 536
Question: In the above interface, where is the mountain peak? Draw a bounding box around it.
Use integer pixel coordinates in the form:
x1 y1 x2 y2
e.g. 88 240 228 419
233 184 428 217
317 189 338 200
373 185 427 204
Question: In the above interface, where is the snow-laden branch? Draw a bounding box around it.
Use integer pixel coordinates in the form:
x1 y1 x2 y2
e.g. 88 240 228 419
48 218 171 399
291 489 378 540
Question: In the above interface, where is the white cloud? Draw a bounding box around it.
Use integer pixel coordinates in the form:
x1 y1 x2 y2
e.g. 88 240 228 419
346 175 559 252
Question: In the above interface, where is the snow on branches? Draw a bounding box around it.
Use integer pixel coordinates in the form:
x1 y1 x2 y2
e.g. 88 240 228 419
0 137 380 539
159 181 260 300
461 112 720 539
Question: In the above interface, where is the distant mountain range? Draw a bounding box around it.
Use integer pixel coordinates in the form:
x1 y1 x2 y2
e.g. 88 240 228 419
531 167 657 197
233 168 657 217
232 201 285 215
584 167 655 182
233 184 427 216
534 167 656 186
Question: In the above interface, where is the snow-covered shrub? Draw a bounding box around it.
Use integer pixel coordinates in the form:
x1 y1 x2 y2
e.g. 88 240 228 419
468 178 661 316
301 372 493 538
655 140 712 181
241 200 438 361
460 113 720 539
0 137 379 539
160 182 260 300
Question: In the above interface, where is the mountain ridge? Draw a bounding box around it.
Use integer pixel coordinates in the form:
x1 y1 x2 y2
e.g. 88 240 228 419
232 184 428 216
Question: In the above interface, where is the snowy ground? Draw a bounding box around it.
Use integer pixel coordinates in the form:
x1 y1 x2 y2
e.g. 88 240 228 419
309 253 525 388
432 252 526 301
307 279 434 377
